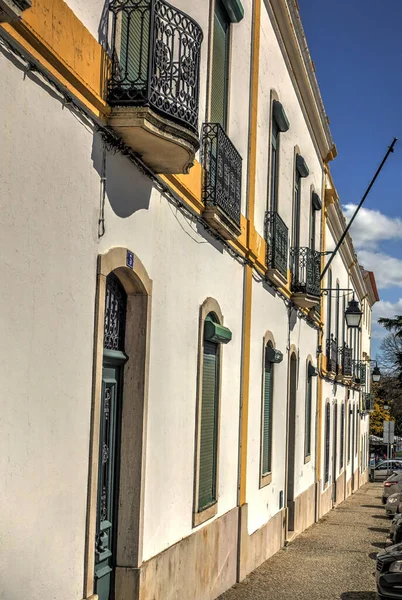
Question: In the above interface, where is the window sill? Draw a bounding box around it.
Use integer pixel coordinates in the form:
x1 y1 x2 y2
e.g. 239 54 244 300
193 501 218 527
260 472 272 488
304 454 311 464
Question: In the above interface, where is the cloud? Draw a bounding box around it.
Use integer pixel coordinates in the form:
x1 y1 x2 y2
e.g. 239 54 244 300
343 204 402 250
357 250 402 289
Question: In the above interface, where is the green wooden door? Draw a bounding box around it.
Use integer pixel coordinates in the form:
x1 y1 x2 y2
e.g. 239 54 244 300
94 362 122 600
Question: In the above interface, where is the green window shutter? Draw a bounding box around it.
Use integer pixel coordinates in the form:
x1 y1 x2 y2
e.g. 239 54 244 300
305 374 312 456
262 355 273 475
198 340 219 511
210 0 230 129
119 10 150 88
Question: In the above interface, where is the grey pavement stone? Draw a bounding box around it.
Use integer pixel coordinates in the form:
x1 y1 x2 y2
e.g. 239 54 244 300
219 483 387 600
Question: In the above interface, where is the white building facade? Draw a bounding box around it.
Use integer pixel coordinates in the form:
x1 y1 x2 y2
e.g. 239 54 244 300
0 1 376 599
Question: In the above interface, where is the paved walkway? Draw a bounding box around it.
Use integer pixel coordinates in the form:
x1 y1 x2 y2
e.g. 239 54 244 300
219 483 387 600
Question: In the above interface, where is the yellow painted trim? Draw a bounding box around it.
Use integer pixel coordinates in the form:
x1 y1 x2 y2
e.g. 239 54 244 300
239 265 253 506
160 161 204 215
1 0 110 119
239 0 261 507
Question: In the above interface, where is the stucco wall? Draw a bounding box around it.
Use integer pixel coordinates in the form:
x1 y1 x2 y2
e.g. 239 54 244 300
0 51 99 599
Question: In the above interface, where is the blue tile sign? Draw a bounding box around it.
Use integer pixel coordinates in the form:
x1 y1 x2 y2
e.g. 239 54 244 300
126 250 134 269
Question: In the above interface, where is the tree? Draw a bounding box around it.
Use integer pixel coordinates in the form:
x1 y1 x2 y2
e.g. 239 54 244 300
378 315 402 337
370 399 392 436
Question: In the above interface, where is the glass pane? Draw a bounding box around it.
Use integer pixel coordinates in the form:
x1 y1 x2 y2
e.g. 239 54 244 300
210 0 230 128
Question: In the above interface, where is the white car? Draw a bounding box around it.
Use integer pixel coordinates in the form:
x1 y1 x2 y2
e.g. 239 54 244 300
369 460 402 482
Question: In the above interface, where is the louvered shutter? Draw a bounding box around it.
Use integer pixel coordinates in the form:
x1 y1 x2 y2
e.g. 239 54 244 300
305 374 312 456
262 356 273 475
210 0 230 128
198 340 219 511
119 10 150 92
325 404 330 483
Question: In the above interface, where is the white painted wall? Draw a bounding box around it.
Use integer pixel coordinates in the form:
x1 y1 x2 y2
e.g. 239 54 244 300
0 52 99 600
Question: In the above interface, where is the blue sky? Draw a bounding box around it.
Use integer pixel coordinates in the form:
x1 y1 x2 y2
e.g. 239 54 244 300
299 0 402 355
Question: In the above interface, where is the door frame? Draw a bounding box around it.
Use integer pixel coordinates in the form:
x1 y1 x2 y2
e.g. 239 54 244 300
84 247 152 600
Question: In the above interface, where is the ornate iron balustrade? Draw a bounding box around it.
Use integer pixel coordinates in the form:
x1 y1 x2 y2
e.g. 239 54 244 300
353 360 367 385
264 211 288 278
363 392 375 412
326 335 338 373
339 345 353 377
290 247 321 297
108 0 203 134
201 123 242 228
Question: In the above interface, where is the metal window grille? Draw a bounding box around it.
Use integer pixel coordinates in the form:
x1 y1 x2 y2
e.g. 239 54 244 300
326 335 338 373
264 211 288 278
290 247 321 297
104 273 127 351
201 123 242 228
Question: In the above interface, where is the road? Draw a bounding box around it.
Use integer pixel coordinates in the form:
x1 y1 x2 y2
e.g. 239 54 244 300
219 483 386 600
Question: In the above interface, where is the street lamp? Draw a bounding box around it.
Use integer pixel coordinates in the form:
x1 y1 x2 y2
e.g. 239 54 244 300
344 297 363 329
384 402 389 411
372 365 381 383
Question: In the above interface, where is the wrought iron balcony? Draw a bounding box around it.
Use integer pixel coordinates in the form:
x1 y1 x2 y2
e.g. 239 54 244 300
326 335 338 374
340 345 353 377
289 247 321 308
353 360 367 386
201 123 242 239
363 392 374 412
108 0 203 173
264 211 288 281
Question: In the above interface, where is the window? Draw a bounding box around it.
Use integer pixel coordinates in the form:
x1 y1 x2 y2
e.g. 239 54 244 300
342 294 346 347
335 281 340 344
340 404 345 469
305 363 313 458
324 402 330 484
269 118 280 212
211 0 231 129
198 313 220 512
326 269 332 343
293 168 301 249
309 198 316 251
261 343 274 478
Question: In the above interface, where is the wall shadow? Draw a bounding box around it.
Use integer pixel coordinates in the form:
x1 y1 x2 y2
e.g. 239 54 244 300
91 133 153 218
340 594 377 600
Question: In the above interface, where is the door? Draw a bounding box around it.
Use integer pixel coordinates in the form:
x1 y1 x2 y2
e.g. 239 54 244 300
95 365 122 600
287 354 297 533
95 272 128 600
332 403 338 504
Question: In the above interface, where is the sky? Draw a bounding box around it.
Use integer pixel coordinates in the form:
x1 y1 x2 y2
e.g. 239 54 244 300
299 0 402 356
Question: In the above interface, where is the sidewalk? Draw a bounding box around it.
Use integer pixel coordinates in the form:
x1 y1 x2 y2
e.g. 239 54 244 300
219 483 386 600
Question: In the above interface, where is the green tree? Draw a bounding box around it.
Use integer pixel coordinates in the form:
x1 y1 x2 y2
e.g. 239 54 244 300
378 316 402 337
370 399 392 436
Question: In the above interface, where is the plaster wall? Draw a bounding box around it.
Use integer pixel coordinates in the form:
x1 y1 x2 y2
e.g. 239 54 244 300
247 280 318 535
0 52 99 600
96 144 244 561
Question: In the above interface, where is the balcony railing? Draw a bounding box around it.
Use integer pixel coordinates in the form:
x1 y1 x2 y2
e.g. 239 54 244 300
326 335 338 373
290 247 321 297
108 0 203 134
340 345 353 377
363 392 375 412
353 360 367 385
264 211 288 278
201 123 242 231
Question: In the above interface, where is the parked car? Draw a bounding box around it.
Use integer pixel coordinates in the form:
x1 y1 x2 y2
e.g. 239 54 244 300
370 460 402 482
376 543 402 599
385 492 402 517
388 514 402 546
383 473 402 504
